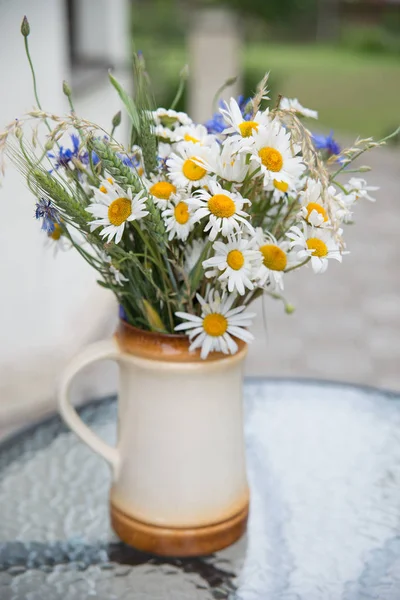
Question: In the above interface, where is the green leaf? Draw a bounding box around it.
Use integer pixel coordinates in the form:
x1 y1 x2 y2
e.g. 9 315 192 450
108 71 140 135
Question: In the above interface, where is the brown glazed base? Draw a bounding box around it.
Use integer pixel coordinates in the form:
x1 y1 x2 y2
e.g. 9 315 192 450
110 501 249 557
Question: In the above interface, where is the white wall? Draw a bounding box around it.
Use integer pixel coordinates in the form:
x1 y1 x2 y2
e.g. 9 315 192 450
0 0 117 431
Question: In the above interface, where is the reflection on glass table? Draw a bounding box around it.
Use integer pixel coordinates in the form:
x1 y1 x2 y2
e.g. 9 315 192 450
1 379 400 600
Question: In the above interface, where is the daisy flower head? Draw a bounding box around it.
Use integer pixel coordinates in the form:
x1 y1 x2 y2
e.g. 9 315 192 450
188 180 254 241
162 197 195 242
175 289 255 359
287 224 342 274
45 222 70 255
166 142 214 190
331 186 357 224
100 252 129 286
202 235 262 295
280 97 318 120
174 124 216 147
253 228 292 290
153 108 193 129
146 175 178 208
344 177 378 203
299 179 330 227
219 97 270 142
215 139 249 183
247 118 306 189
87 179 149 244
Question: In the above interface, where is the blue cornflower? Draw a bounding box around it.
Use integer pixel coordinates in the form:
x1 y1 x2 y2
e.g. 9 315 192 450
312 131 341 157
204 110 226 134
204 95 252 134
237 95 253 120
119 304 128 322
35 198 60 234
117 153 139 169
80 149 100 167
48 134 80 169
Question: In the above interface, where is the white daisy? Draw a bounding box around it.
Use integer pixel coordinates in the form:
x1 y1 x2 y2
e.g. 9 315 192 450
173 124 215 147
45 223 70 255
246 119 305 189
109 264 128 286
166 142 214 190
154 125 179 143
214 139 249 183
287 224 342 274
87 179 149 244
331 187 357 223
175 289 255 359
188 180 254 241
344 177 378 202
203 235 261 296
162 197 195 242
253 228 293 290
153 108 192 128
280 97 318 119
219 97 270 141
146 176 178 208
299 179 330 226
100 253 129 286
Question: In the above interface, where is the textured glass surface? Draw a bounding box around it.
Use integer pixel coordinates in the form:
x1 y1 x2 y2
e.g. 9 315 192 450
1 379 400 599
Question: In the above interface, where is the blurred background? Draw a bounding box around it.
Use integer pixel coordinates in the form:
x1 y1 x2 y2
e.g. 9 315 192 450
0 0 399 437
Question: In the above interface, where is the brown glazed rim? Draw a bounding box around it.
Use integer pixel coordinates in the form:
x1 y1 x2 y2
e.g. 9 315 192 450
110 499 249 557
114 318 247 363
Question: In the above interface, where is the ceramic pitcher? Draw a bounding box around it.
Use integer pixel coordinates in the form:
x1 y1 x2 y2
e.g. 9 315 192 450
58 319 249 556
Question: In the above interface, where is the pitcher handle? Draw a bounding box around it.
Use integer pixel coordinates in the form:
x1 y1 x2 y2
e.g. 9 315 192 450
58 339 121 473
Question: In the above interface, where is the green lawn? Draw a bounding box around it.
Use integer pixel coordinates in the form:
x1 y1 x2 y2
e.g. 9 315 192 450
136 39 400 139
245 44 400 138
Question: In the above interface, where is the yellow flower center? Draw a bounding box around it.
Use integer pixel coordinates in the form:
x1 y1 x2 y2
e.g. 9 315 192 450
184 133 200 143
306 202 328 223
207 194 236 218
150 181 176 200
108 197 132 226
258 147 283 172
238 121 258 137
260 244 287 271
273 179 289 193
226 249 245 270
100 177 114 193
50 223 62 241
174 201 190 224
182 158 207 181
203 313 228 337
307 238 328 257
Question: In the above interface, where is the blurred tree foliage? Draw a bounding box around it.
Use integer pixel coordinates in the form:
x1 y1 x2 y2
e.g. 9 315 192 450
201 0 317 24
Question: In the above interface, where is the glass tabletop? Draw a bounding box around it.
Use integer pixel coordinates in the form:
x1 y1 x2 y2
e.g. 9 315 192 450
1 378 400 600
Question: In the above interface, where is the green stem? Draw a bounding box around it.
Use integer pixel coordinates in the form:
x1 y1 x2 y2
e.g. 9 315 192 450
284 256 311 273
24 36 52 135
170 67 188 110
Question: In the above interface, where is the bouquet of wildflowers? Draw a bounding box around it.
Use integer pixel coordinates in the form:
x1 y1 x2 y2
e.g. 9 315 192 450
1 18 394 359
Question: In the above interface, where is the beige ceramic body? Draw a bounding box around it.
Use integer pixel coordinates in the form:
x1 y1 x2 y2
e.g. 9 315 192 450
58 321 249 554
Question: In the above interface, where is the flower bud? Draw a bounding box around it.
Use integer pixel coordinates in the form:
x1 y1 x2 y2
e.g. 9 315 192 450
112 110 122 128
62 80 72 97
44 139 54 151
285 303 295 315
21 16 30 37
